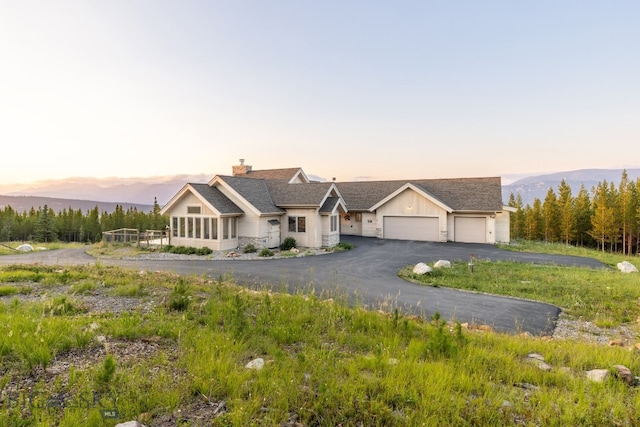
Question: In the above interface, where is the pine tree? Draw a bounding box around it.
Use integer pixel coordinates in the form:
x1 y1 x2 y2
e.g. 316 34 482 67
33 205 58 243
508 193 526 240
617 170 635 255
574 184 593 247
557 179 575 245
589 181 616 252
543 188 560 242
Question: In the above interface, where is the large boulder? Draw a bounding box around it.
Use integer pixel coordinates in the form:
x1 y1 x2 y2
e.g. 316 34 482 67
412 262 432 275
16 244 34 252
433 260 451 269
617 261 638 273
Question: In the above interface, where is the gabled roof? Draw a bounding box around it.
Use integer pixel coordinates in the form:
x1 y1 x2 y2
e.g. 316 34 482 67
319 197 346 214
370 183 453 212
336 177 503 212
234 167 309 183
189 183 244 214
265 181 337 207
160 183 244 216
215 176 284 215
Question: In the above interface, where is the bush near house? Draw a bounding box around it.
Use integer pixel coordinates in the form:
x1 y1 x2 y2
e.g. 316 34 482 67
259 248 274 257
161 245 213 256
243 244 258 254
279 237 297 251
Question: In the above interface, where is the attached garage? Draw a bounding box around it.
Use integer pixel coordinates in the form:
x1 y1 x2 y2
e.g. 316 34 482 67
383 216 439 241
454 217 486 243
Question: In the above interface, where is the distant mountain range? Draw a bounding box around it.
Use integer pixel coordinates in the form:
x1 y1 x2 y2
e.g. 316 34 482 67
1 169 639 213
501 168 640 206
0 195 153 214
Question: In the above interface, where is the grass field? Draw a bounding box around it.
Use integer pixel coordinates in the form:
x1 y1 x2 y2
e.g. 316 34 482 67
0 242 639 426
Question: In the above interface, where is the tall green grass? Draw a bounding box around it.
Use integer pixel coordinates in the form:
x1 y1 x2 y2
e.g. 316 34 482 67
0 260 639 426
400 259 639 327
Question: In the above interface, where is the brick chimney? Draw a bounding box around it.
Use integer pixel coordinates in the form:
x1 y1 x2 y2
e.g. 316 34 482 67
232 159 252 176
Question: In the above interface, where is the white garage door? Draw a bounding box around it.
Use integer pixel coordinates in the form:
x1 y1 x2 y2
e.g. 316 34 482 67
383 216 439 241
454 217 486 243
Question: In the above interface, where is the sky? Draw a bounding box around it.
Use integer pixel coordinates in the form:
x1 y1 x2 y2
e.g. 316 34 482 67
1 1 639 185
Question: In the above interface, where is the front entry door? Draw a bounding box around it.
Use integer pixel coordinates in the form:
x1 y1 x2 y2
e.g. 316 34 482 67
267 220 281 248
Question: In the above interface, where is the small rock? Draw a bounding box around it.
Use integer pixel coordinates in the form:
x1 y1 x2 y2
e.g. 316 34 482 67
412 262 432 275
526 354 552 371
388 358 399 365
608 339 624 347
586 369 609 382
526 353 545 362
246 358 265 370
613 365 634 385
514 382 539 390
115 422 146 427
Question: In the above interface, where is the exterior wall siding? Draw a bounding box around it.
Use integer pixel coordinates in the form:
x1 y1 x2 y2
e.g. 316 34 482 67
283 208 321 248
361 213 377 237
494 211 511 244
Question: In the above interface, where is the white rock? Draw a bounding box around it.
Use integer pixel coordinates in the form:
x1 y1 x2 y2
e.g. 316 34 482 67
586 369 609 382
412 262 432 275
617 261 638 273
433 260 451 269
16 244 34 252
246 358 265 370
115 422 146 427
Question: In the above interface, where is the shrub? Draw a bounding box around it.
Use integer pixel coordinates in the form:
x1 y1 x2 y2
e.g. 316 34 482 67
95 355 117 389
259 248 274 257
280 237 297 251
162 245 212 256
196 247 213 255
167 278 191 311
334 242 354 251
243 244 258 253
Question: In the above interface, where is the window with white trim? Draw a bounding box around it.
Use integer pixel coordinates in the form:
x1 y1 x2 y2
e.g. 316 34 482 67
187 206 201 214
223 218 229 239
330 215 338 232
212 218 218 240
187 218 194 238
288 216 306 233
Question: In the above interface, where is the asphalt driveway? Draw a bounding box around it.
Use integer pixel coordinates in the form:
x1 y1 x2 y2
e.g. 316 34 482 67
0 236 608 336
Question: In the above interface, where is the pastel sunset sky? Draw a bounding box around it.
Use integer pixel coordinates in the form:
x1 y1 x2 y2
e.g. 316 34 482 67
1 1 638 184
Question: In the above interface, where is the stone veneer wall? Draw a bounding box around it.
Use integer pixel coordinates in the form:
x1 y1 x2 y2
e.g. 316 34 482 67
238 236 268 250
322 233 340 248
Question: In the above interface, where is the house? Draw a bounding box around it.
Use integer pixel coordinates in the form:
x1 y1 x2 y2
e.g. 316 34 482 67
160 160 346 251
160 160 511 250
337 178 511 244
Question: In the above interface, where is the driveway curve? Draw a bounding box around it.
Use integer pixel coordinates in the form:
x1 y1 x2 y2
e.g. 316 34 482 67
0 236 608 336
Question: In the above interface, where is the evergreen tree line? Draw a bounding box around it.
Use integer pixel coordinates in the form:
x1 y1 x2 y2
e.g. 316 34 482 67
508 171 640 254
0 197 168 244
